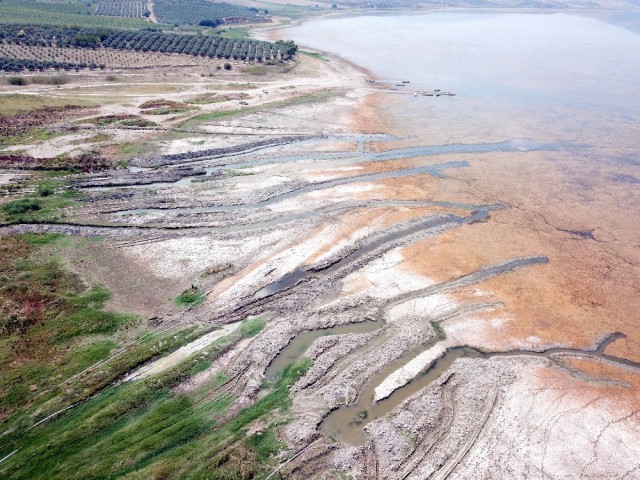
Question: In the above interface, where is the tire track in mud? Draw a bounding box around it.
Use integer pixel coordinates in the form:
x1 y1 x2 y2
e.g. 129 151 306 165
82 138 551 192
0 199 500 239
248 210 490 305
109 160 471 217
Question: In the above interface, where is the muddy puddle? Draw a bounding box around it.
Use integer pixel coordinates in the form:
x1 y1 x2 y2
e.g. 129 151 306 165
265 318 384 382
321 346 482 445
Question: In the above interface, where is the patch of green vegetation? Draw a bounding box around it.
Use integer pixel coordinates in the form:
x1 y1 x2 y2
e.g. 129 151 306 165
50 286 136 342
225 168 254 177
180 108 244 127
7 76 27 86
430 320 445 342
20 232 63 246
302 51 328 61
144 106 195 115
174 286 205 309
1 186 80 223
69 133 114 145
215 26 251 40
28 75 71 86
206 82 257 90
183 89 337 129
59 339 118 374
186 93 229 105
0 234 139 420
0 323 311 479
2 198 41 215
241 65 268 76
116 142 149 158
245 426 287 463
121 117 158 127
36 183 54 197
0 95 95 116
0 127 64 148
240 317 266 338
259 1 325 20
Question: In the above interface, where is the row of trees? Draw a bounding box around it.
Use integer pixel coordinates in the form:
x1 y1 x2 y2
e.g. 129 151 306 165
95 0 148 18
0 56 106 72
0 24 112 48
102 31 296 60
153 0 262 25
0 24 299 64
1 0 92 16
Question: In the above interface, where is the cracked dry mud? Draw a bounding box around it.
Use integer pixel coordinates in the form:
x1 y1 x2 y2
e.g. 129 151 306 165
3 28 639 479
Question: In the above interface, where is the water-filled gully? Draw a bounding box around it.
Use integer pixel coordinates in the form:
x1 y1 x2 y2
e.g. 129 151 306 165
321 333 634 446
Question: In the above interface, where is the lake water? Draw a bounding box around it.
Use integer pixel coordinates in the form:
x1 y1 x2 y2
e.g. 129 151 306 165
284 12 640 152
286 12 640 112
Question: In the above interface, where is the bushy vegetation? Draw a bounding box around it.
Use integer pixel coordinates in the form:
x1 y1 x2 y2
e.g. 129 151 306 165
7 75 26 85
0 56 104 72
2 198 41 215
95 0 148 18
154 0 265 26
1 0 92 17
0 234 312 478
0 234 136 420
0 346 312 479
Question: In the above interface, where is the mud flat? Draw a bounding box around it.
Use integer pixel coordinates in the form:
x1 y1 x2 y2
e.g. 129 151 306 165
2 9 640 480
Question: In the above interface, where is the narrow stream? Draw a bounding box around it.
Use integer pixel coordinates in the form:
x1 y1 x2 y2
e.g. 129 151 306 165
264 318 384 382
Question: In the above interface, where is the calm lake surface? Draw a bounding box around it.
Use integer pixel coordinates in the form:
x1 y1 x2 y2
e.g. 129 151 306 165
287 12 640 107
286 12 640 148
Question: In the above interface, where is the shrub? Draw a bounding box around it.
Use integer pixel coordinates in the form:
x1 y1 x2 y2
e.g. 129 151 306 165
2 198 42 215
7 76 27 86
223 62 232 70
36 185 54 197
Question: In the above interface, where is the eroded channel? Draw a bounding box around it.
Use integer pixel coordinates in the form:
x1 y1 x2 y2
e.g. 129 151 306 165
321 333 635 445
264 318 384 382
